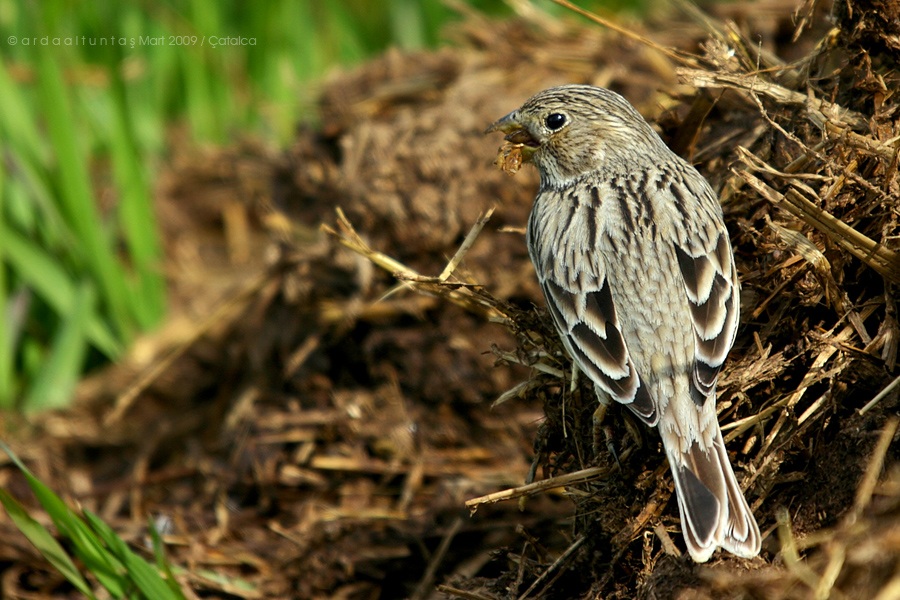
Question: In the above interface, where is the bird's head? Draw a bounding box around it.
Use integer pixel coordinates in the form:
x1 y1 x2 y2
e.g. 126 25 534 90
486 84 663 187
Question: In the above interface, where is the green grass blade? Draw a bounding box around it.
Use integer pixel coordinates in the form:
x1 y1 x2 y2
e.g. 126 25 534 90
148 518 185 596
388 0 427 49
325 2 369 65
0 52 49 168
295 2 325 81
106 67 166 329
0 443 189 598
22 283 94 411
0 222 121 358
0 59 70 248
0 488 98 599
180 0 226 142
0 156 13 406
34 42 135 342
85 510 185 600
0 442 129 597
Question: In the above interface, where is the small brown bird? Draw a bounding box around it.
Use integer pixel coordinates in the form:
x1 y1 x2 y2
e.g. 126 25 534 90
487 85 760 562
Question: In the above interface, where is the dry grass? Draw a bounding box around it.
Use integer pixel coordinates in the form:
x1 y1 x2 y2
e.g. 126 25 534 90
1 1 899 598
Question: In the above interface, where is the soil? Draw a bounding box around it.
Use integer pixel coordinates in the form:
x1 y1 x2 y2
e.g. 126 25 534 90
2 1 899 599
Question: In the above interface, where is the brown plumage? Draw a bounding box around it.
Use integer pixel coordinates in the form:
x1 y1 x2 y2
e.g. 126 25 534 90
487 85 761 562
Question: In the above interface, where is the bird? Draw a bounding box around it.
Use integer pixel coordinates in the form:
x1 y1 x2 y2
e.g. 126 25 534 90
486 84 761 563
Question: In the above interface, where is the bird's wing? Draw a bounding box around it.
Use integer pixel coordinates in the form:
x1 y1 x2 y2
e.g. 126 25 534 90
538 261 658 425
671 186 740 402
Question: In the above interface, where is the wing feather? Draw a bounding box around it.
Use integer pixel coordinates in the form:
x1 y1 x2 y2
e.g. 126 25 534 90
672 185 740 402
539 271 658 425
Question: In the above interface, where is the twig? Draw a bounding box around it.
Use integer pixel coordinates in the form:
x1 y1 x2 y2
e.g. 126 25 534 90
653 523 681 557
739 170 900 283
493 378 542 407
550 0 695 67
681 69 868 130
777 508 829 593
597 479 670 590
669 0 786 73
517 535 586 600
492 349 564 378
411 516 465 600
465 464 623 513
322 208 511 322
724 303 878 443
815 544 846 600
859 374 900 415
438 207 494 282
850 417 899 518
436 584 495 600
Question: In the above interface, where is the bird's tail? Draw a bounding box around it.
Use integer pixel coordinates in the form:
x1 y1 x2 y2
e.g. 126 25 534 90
664 423 761 562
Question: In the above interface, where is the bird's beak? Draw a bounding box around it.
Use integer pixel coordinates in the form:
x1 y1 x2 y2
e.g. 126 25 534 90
485 112 539 145
485 111 539 160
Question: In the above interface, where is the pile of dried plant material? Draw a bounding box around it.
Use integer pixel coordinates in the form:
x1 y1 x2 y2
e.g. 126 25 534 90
1 0 899 598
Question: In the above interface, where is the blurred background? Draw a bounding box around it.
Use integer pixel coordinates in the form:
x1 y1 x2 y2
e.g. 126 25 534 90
0 0 646 413
4 1 900 598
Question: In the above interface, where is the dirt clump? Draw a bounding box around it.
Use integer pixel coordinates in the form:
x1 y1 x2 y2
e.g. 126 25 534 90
2 1 900 599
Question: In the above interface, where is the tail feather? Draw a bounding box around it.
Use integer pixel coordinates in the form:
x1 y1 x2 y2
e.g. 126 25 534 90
666 424 761 562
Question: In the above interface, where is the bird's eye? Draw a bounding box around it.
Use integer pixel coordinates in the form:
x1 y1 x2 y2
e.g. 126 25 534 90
545 113 567 131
